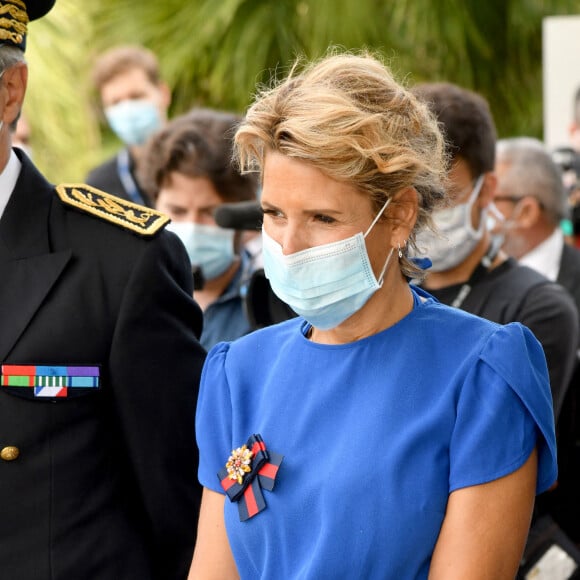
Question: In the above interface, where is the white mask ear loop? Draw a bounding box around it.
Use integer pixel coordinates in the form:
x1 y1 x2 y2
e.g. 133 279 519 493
376 247 395 287
487 201 505 224
364 197 392 238
362 196 394 287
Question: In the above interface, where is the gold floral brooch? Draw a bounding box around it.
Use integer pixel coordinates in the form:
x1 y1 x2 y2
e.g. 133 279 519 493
219 434 284 521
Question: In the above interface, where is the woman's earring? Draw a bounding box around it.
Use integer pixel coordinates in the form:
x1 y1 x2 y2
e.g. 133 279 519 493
398 242 404 259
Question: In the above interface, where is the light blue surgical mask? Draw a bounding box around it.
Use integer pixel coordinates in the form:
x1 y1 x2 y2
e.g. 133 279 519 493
262 199 393 330
104 99 162 146
415 175 485 272
166 221 235 280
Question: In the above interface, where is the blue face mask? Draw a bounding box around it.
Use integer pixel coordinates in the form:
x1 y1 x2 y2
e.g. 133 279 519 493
166 221 235 280
262 199 393 330
104 99 162 146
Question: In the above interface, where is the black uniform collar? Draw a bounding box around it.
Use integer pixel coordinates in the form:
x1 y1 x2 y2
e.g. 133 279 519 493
0 148 54 260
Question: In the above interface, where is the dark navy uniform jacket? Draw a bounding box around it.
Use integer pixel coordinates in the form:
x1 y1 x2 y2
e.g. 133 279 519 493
0 150 206 580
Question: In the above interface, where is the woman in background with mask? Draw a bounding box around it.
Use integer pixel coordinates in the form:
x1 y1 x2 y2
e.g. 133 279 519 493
189 52 557 579
140 108 259 349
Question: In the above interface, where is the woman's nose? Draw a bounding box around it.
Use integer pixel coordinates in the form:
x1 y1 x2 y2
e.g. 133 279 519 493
267 222 308 256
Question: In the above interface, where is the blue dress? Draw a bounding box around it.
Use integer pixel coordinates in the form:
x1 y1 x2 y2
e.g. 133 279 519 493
196 286 557 579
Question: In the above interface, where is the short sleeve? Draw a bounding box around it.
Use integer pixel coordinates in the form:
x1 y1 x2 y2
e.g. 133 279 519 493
196 342 233 493
449 323 557 495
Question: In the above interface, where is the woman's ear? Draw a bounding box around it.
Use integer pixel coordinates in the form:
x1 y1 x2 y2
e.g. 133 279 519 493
389 187 418 245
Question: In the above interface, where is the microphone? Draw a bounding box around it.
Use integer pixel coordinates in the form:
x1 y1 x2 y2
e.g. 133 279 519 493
214 201 263 230
192 265 205 291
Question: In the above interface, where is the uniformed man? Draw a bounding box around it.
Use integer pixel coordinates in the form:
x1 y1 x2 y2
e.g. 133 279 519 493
0 2 206 579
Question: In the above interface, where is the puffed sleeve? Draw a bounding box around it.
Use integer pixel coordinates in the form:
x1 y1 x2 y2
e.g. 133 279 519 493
449 322 557 495
196 341 234 493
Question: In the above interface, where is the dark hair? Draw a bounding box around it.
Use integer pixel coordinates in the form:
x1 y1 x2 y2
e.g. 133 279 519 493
412 82 497 178
139 107 258 203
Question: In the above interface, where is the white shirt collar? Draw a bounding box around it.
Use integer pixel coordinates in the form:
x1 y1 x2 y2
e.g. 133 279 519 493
519 227 564 282
0 150 22 222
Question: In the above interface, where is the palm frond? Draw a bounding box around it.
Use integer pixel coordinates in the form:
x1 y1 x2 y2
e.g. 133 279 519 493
18 0 580 180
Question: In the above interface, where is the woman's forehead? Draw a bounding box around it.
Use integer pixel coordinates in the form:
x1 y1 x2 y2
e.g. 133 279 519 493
262 153 367 205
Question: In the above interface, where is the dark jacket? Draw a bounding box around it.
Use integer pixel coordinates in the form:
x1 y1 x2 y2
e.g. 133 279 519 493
85 149 152 207
0 151 206 580
558 242 580 315
549 241 580 543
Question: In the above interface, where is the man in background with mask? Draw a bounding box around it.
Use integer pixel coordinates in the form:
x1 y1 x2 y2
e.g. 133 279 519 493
492 136 580 549
493 137 580 309
85 44 171 207
412 82 577 426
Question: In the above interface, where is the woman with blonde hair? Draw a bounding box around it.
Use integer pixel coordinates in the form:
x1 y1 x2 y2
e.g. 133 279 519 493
189 51 556 579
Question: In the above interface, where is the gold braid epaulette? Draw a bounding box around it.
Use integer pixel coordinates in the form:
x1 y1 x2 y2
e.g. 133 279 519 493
55 184 170 237
0 0 28 46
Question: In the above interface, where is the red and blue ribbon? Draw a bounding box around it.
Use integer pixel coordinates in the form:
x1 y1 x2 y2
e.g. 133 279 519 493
219 434 283 521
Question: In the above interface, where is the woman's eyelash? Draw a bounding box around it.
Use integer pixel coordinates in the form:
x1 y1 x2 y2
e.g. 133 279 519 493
262 208 281 217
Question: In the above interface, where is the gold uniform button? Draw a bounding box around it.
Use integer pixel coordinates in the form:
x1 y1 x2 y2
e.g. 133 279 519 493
1 446 20 461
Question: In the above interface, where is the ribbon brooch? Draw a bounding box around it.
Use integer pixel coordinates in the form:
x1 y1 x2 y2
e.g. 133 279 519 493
218 434 284 521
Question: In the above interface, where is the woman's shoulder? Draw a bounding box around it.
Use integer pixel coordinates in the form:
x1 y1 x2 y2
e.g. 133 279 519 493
478 322 549 391
207 317 304 362
412 288 548 385
451 321 556 494
411 285 503 340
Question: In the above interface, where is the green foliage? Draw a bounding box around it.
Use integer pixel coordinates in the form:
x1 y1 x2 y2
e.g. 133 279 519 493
24 0 100 182
21 0 580 181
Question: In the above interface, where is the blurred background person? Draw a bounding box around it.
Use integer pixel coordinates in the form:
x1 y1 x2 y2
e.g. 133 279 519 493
492 137 580 308
85 44 171 207
492 136 580 548
552 86 580 247
139 108 259 349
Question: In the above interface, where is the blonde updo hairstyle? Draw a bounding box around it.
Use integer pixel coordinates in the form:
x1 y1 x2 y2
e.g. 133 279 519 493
235 50 448 278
